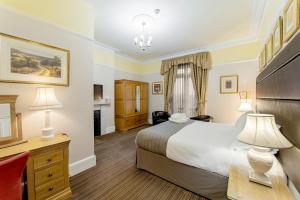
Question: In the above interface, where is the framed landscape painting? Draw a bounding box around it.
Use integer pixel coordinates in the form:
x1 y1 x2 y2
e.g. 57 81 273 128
273 17 283 56
152 81 163 95
0 33 70 86
220 75 238 94
283 0 300 42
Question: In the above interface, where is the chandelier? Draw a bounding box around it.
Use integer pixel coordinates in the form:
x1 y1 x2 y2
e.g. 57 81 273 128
133 10 159 51
134 21 153 51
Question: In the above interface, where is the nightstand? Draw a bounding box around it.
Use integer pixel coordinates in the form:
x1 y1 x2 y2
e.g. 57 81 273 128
190 115 213 122
227 166 294 200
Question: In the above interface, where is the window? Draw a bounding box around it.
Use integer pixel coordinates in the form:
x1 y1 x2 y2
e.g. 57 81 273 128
172 63 197 117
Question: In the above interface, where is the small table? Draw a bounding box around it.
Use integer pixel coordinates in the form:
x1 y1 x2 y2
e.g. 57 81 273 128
190 115 212 122
227 166 294 200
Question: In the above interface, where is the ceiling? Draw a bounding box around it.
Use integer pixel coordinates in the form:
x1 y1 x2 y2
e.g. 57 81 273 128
94 0 266 61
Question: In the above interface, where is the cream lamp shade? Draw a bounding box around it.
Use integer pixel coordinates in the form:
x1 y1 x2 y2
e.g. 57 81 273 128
238 114 292 149
31 87 62 110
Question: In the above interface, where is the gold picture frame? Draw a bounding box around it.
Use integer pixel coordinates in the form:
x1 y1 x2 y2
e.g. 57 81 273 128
220 75 238 94
273 17 283 56
283 0 300 42
0 32 70 86
152 81 163 95
259 47 266 72
266 36 273 63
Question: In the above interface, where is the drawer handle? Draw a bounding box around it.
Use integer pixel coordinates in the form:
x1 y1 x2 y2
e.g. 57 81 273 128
47 158 52 162
48 173 53 177
48 187 54 191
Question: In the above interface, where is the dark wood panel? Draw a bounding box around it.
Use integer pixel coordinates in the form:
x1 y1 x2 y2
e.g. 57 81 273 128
256 31 300 193
70 127 206 200
257 56 300 100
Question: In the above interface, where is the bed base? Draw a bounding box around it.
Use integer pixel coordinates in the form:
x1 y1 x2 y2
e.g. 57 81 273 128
136 147 228 200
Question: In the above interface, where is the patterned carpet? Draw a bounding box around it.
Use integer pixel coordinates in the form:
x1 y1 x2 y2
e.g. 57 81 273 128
70 126 207 200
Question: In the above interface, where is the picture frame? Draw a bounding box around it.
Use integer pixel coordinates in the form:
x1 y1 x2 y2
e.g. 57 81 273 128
266 36 273 63
283 0 300 42
0 33 70 86
273 17 283 56
152 81 163 95
259 47 266 72
220 75 238 94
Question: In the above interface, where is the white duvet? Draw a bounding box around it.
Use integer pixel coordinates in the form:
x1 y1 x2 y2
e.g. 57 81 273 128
166 121 286 179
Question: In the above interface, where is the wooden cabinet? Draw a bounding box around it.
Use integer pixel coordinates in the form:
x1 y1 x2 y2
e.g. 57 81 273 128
115 80 149 132
0 133 72 200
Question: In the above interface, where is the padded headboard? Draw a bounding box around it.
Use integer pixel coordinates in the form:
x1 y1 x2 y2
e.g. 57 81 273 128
256 31 300 192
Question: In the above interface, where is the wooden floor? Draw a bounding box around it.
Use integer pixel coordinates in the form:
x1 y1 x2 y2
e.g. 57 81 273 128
70 126 206 200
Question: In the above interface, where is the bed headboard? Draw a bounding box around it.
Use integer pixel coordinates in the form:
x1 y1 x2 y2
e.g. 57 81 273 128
256 31 300 192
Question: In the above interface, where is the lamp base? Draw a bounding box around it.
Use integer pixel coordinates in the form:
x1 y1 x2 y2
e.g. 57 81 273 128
247 146 274 187
41 127 55 140
249 170 272 187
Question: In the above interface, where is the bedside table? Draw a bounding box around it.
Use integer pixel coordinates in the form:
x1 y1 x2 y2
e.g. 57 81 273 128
227 166 294 200
190 115 213 122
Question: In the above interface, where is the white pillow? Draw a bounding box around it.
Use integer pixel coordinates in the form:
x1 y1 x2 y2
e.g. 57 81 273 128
169 113 189 123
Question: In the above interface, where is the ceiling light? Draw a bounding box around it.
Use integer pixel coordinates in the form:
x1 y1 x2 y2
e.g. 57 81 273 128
132 10 159 51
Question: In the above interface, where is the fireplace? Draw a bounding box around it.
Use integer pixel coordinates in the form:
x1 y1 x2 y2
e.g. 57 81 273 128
94 109 101 136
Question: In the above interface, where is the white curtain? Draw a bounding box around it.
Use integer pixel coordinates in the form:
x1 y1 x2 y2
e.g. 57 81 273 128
172 63 197 117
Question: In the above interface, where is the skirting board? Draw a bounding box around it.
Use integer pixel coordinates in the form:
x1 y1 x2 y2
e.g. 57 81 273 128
69 155 96 176
106 126 115 134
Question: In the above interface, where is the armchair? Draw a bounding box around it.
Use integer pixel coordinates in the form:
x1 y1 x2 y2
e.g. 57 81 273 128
152 111 170 125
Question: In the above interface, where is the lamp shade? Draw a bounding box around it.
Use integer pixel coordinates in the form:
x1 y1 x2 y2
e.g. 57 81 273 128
30 87 62 110
239 100 252 112
238 114 292 149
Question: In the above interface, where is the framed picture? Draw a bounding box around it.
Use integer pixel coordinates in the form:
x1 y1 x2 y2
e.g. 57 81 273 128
283 0 300 42
273 17 283 56
0 33 70 86
259 47 266 72
220 75 238 94
266 36 273 63
152 81 163 95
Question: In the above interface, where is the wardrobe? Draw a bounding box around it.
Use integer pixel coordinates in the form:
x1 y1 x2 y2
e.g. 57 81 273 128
115 80 148 132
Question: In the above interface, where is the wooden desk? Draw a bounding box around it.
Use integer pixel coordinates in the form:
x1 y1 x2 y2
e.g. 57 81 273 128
227 166 294 200
0 133 72 200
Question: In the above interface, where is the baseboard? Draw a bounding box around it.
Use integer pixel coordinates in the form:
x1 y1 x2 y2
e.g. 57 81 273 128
69 155 96 176
106 126 115 134
148 118 153 124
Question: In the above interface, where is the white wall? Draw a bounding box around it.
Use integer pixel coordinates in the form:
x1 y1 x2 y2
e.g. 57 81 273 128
140 73 164 123
141 60 259 124
0 8 95 175
206 60 259 123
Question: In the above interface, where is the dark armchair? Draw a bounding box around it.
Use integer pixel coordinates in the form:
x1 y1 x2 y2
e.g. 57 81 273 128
152 111 170 125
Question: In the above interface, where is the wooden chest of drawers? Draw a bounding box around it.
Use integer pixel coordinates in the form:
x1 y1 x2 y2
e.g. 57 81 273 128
0 133 72 200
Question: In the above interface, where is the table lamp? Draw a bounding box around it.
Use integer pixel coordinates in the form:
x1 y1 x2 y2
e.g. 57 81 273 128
238 99 252 112
30 87 62 140
238 113 292 187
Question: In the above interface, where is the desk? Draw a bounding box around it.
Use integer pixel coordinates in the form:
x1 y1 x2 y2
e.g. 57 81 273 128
0 133 72 200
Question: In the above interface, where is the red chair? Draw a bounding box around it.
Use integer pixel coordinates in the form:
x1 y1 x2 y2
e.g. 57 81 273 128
0 152 29 200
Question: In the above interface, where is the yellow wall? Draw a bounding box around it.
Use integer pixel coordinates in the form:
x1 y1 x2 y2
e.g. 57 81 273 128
94 46 141 73
257 0 288 49
0 0 94 39
211 42 259 66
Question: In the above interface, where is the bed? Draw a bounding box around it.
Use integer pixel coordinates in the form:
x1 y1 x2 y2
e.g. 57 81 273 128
136 31 300 200
136 118 284 200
